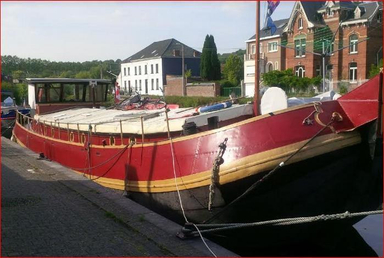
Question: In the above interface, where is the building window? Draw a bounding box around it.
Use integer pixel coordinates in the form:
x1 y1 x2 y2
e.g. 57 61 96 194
316 65 322 76
151 79 154 90
294 38 306 57
145 65 147 74
135 80 137 91
139 80 142 91
266 63 274 72
349 34 358 54
295 66 305 78
124 68 126 76
124 81 127 92
135 66 137 75
326 8 333 17
139 66 141 75
156 78 159 90
251 44 256 54
128 67 130 76
268 42 278 52
128 81 131 93
260 43 263 53
156 64 159 73
349 62 357 82
151 64 154 74
298 18 303 29
275 61 278 70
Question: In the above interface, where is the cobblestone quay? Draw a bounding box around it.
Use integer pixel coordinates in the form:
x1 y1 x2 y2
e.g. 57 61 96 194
2 137 235 257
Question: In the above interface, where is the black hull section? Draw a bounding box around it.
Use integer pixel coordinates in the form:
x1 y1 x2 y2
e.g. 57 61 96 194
128 127 383 226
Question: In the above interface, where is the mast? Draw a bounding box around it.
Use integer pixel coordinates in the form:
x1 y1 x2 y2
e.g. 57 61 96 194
253 1 261 116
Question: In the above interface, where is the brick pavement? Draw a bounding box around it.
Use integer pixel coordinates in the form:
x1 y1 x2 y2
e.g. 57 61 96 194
1 137 236 257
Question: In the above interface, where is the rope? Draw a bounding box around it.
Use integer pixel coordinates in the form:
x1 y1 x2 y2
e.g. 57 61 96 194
204 117 336 224
191 210 383 235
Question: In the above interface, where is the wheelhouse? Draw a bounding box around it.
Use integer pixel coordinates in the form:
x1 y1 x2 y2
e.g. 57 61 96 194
27 78 112 115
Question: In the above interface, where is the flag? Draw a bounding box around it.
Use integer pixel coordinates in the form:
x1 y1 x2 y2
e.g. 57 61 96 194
267 0 280 16
115 81 121 103
267 16 277 35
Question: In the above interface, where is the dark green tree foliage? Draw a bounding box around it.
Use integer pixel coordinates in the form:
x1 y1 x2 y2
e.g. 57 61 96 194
200 35 221 81
222 54 243 86
369 59 383 78
1 55 121 79
262 69 321 93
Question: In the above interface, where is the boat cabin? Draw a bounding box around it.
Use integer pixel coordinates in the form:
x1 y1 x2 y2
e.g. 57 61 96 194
27 78 112 115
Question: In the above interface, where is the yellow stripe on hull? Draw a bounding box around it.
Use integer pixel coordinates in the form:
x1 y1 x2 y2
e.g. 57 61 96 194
88 132 361 193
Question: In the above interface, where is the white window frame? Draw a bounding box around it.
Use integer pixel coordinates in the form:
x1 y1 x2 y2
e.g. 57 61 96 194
295 66 305 78
128 67 130 76
298 18 303 29
268 41 278 53
124 68 126 76
295 38 306 57
327 8 333 17
156 78 159 90
349 35 358 54
349 63 357 83
275 61 279 70
251 44 256 54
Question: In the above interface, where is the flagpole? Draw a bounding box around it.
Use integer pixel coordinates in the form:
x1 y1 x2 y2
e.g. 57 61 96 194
254 0 260 116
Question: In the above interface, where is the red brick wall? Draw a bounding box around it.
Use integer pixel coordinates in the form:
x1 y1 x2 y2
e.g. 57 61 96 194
164 75 220 97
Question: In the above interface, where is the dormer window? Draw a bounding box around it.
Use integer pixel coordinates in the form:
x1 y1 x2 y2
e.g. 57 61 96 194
327 8 333 17
193 51 200 57
298 18 303 29
173 49 180 57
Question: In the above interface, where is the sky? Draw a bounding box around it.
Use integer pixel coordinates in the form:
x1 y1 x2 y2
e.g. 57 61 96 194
1 1 295 62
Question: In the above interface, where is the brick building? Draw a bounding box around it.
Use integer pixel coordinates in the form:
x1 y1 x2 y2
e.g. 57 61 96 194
244 19 288 97
244 1 383 93
284 1 383 90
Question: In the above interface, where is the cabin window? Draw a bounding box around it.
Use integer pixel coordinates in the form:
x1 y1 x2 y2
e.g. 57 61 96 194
349 34 358 54
295 66 305 78
109 136 115 146
349 62 357 82
35 82 108 103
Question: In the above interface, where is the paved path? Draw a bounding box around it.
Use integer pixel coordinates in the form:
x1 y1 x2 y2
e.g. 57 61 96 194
1 137 236 257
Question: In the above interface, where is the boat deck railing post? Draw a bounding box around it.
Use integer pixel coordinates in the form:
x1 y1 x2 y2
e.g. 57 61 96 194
140 116 144 145
58 122 61 140
119 120 123 145
77 123 80 143
67 123 70 142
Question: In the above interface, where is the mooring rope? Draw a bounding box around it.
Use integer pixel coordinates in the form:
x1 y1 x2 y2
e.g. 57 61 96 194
204 117 337 224
191 210 383 235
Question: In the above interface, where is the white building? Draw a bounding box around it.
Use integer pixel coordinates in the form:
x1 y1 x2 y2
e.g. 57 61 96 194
120 38 201 96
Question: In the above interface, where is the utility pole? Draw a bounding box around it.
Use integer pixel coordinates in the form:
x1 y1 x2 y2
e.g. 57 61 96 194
182 44 185 96
254 1 260 116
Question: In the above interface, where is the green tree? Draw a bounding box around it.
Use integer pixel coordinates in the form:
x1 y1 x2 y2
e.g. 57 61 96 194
369 59 383 78
200 35 221 81
185 69 192 84
75 71 92 79
262 69 315 94
222 54 243 86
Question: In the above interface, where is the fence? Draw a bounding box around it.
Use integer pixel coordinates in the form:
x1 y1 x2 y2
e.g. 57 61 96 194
221 87 241 97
